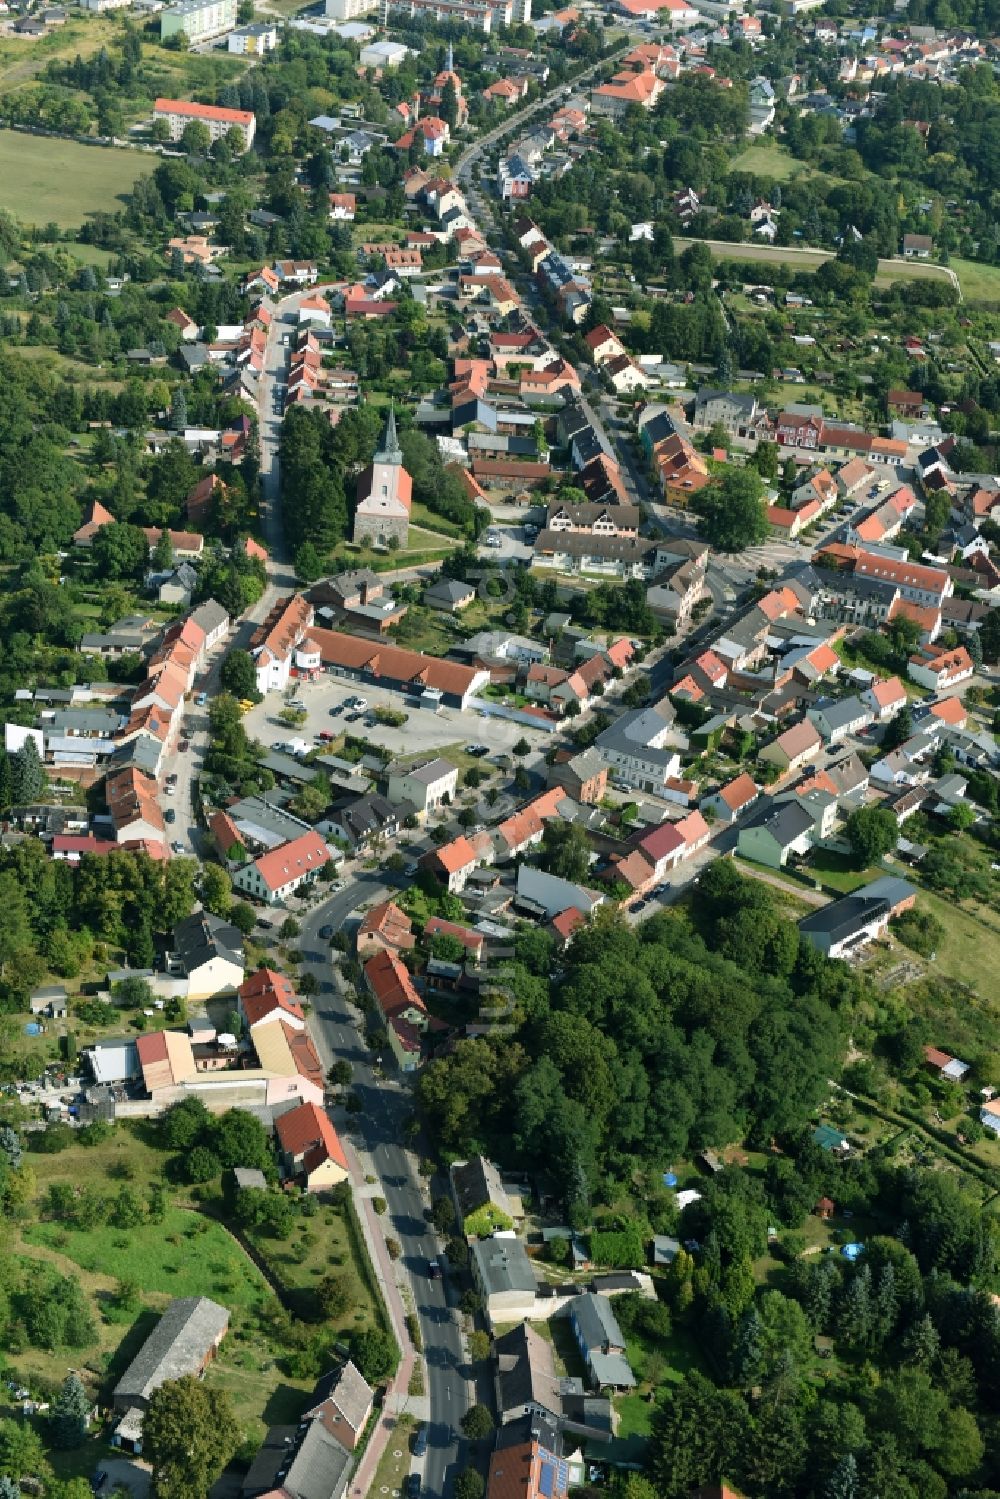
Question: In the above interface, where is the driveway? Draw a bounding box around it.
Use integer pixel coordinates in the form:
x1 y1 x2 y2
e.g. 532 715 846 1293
98 1456 151 1499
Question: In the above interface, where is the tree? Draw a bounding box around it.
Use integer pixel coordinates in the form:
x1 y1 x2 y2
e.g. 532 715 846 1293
201 863 232 917
91 521 148 582
316 1272 354 1320
170 385 188 432
883 704 913 752
351 1326 397 1384
10 737 46 805
0 1126 22 1169
538 821 591 883
454 1474 485 1499
461 1404 494 1441
844 805 898 867
431 1195 455 1233
220 649 259 700
181 120 212 155
161 1097 209 1152
152 527 174 571
50 1373 90 1450
695 467 768 552
0 1420 50 1489
143 1376 238 1499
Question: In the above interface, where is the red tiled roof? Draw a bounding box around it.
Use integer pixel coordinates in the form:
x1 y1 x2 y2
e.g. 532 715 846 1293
428 835 478 874
155 97 254 126
716 772 758 812
424 916 483 953
275 1101 348 1171
252 831 331 893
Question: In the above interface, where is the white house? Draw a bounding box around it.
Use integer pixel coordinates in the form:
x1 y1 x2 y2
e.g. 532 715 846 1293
233 831 333 905
387 757 458 818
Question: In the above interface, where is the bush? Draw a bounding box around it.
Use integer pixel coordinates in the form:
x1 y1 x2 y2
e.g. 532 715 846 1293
891 908 945 958
589 1227 645 1269
372 1196 387 1215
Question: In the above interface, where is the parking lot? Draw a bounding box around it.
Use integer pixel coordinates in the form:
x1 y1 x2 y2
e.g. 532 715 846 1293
242 669 551 770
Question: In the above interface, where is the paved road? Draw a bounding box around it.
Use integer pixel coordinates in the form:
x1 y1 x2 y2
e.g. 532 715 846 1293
296 880 470 1499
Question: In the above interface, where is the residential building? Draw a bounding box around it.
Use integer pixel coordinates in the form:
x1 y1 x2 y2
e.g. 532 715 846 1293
274 1101 349 1192
250 593 314 693
153 96 254 151
159 0 235 41
356 900 416 959
451 1156 516 1234
112 1298 229 1453
902 233 933 258
226 20 277 51
736 800 814 869
242 1404 352 1499
387 757 458 818
759 718 823 773
594 702 683 794
424 578 477 612
923 1045 971 1084
546 747 608 805
471 1237 539 1326
700 772 759 826
170 910 245 999
233 831 333 905
806 694 873 744
908 644 974 692
363 948 433 1070
567 1293 635 1391
798 876 916 958
421 834 481 892
301 1362 374 1452
487 1421 571 1499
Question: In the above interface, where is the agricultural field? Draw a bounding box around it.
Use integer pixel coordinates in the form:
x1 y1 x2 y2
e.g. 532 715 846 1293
0 130 151 228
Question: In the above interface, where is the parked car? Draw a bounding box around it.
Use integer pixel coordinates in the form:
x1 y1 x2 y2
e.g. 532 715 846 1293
319 925 333 939
413 1426 429 1457
406 1476 421 1499
196 692 208 706
166 773 179 785
171 840 184 854
178 739 190 752
318 730 335 742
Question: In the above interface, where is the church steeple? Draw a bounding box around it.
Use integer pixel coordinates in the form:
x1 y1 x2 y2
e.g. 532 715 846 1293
375 402 402 466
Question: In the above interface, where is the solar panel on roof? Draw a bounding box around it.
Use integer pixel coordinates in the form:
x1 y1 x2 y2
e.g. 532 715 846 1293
538 1460 555 1498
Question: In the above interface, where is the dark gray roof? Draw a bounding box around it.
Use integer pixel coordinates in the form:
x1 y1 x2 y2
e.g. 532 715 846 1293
799 892 889 944
172 910 243 975
495 1322 563 1417
471 1237 538 1296
451 1156 512 1222
424 578 476 605
741 799 815 845
114 1297 229 1408
242 1421 352 1499
535 529 657 562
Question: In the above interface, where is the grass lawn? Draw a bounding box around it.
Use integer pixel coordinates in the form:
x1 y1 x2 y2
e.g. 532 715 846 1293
23 1203 270 1309
806 848 885 894
245 1199 382 1338
0 130 150 228
729 142 836 183
410 502 467 539
908 888 1000 1002
368 1412 417 1497
950 257 1000 306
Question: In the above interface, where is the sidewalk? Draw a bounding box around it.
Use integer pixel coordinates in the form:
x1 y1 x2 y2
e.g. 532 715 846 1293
345 1138 420 1499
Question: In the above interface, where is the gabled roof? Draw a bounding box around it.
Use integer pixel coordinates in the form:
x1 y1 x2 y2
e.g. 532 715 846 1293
275 1100 348 1172
252 831 331 893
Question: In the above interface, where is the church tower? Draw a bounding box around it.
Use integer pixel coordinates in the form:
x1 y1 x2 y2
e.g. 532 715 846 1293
352 405 413 550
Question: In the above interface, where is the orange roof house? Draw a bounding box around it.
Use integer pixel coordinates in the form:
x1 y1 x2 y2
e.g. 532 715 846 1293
275 1101 349 1191
357 899 416 957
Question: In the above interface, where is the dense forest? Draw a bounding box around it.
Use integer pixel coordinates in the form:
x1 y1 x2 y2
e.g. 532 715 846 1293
419 862 851 1216
419 862 1000 1498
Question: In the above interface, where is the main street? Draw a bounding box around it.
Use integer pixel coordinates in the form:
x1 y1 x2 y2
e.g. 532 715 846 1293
250 298 474 1496
295 880 470 1499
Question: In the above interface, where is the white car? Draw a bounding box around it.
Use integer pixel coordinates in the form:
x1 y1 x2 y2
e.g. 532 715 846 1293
485 534 502 548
